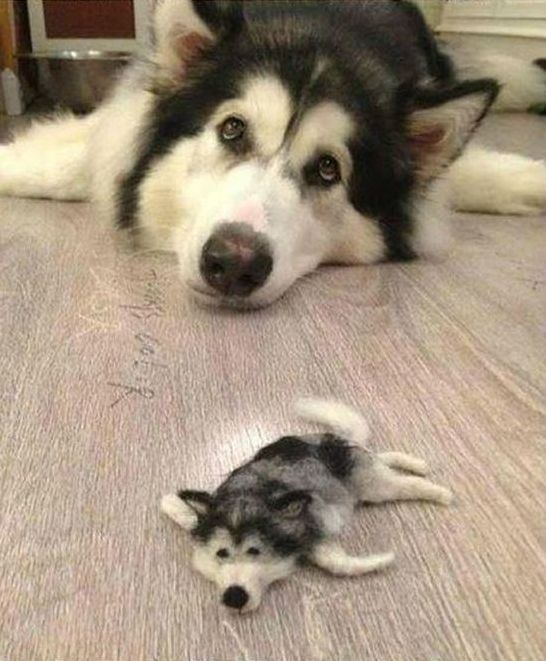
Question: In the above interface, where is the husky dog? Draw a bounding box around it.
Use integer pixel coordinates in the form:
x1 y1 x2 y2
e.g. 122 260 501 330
161 399 452 612
1 1 545 309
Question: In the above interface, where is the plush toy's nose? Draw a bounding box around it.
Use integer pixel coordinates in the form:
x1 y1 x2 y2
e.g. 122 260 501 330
222 585 249 610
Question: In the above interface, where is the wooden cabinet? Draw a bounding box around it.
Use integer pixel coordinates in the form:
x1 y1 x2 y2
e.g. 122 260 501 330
28 0 151 53
43 0 136 39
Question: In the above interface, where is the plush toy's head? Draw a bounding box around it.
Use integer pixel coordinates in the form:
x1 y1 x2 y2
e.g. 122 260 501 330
161 489 316 612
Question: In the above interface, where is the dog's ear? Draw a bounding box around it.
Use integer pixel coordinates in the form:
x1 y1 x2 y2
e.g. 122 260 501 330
153 0 244 85
177 489 212 516
270 490 312 519
406 79 499 183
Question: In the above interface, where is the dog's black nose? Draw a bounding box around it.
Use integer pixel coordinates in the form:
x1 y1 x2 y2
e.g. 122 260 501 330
222 585 249 610
200 223 273 297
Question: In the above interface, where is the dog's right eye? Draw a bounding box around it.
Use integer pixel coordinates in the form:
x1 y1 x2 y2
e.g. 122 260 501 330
216 548 230 559
220 116 246 142
317 155 341 185
303 154 342 188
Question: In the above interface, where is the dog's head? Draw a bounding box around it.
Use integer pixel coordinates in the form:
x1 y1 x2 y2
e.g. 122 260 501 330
135 0 498 308
163 488 317 612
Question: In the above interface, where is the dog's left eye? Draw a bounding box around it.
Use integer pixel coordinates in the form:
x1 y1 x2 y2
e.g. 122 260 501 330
318 155 341 185
247 547 261 556
220 116 246 142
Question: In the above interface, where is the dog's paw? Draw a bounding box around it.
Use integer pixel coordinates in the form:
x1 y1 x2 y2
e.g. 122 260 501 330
378 452 430 476
347 551 395 576
409 458 429 476
366 551 395 572
493 156 546 215
450 149 546 216
161 493 197 531
435 486 454 506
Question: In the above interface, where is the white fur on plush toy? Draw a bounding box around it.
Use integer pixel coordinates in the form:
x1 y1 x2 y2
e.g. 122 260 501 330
161 399 452 612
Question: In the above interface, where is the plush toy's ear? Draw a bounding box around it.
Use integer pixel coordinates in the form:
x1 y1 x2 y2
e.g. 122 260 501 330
153 0 244 86
177 489 212 515
407 79 499 183
270 491 312 519
161 490 211 531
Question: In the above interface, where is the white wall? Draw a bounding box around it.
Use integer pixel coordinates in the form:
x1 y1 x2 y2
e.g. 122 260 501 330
437 0 546 60
414 0 444 28
438 0 546 38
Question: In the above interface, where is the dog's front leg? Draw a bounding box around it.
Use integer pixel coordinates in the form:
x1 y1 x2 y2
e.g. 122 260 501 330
309 540 394 576
448 147 546 216
160 493 197 531
0 113 96 200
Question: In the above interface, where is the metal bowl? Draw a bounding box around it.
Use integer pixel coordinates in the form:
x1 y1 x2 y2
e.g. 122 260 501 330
16 50 131 113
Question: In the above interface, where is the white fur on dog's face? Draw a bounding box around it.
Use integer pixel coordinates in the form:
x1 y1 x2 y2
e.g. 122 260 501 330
191 529 298 612
139 74 385 307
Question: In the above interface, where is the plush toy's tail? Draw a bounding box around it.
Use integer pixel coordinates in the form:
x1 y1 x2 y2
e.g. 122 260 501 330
295 398 370 446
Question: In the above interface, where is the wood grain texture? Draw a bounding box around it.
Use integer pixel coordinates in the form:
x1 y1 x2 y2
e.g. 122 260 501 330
0 114 545 661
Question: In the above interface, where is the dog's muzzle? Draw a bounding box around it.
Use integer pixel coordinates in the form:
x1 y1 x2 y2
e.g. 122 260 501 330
200 222 273 297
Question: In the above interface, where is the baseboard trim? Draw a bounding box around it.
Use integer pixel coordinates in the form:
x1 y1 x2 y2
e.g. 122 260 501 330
437 18 546 40
439 32 546 62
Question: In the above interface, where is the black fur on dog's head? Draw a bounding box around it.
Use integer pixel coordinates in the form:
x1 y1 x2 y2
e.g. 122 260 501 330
120 1 499 307
175 481 321 612
179 482 321 557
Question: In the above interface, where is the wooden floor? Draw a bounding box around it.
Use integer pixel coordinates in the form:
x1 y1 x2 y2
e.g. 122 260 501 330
0 113 545 661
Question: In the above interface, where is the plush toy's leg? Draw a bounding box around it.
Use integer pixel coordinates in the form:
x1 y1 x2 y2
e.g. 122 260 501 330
310 540 394 576
377 452 429 476
160 493 197 531
356 458 452 506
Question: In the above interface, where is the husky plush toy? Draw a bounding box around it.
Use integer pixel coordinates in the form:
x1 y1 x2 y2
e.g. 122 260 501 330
161 400 452 612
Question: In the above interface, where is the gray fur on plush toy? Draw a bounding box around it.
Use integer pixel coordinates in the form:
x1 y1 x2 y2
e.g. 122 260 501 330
161 399 452 612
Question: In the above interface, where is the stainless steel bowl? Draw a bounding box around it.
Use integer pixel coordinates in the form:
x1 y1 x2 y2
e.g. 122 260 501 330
16 50 131 113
